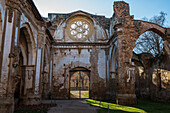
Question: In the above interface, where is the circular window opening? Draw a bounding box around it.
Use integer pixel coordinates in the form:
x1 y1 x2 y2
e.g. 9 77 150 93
67 16 93 41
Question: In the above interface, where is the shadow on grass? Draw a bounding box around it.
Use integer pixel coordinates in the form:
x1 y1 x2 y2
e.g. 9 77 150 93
131 99 170 113
86 99 146 113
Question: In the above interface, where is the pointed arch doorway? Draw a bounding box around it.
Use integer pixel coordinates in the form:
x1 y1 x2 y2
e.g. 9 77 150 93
69 67 90 99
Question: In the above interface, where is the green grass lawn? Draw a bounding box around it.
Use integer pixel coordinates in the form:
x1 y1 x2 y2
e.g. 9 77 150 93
86 99 170 113
83 92 89 98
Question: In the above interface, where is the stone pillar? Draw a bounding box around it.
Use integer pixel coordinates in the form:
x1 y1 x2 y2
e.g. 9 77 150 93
105 48 110 98
33 31 45 104
35 49 42 94
165 28 170 56
116 31 137 105
49 57 53 91
0 7 20 113
113 1 137 105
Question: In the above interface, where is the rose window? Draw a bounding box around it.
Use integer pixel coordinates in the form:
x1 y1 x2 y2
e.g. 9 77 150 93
67 16 93 41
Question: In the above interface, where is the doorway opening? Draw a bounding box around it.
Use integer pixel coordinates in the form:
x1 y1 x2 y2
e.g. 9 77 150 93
69 67 90 99
14 52 24 104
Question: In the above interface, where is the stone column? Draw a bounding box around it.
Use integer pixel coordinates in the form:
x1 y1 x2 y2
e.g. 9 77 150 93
165 28 170 56
0 7 20 113
49 57 53 90
35 49 42 94
114 23 138 105
105 48 110 98
33 31 45 104
0 7 14 85
113 1 138 105
7 10 21 98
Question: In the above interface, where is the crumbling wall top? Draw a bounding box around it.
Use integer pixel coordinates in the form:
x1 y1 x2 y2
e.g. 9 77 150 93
113 1 130 18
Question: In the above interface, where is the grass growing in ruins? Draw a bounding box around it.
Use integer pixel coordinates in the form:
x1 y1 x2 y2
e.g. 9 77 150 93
70 92 75 96
83 92 89 98
131 99 170 113
86 99 146 113
86 99 170 113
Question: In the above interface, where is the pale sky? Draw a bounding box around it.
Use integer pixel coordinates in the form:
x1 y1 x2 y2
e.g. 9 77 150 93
33 0 170 26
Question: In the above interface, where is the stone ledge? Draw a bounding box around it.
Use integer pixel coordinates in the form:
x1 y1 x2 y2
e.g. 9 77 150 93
116 94 137 105
0 97 14 104
116 97 137 105
117 94 136 98
20 94 41 105
0 97 14 113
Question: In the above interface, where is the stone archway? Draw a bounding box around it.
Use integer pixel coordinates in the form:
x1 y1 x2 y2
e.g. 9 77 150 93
69 67 90 99
14 52 24 104
112 1 170 105
14 24 36 105
14 28 30 104
109 45 118 98
115 27 168 105
20 23 36 65
135 20 166 39
131 25 170 100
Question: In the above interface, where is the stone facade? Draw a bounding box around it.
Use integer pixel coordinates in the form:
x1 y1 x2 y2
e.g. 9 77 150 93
0 0 169 113
49 11 109 99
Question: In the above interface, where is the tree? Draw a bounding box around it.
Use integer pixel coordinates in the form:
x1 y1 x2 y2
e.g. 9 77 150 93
133 12 167 57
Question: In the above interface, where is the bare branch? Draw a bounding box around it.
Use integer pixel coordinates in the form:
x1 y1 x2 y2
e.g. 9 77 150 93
133 12 165 56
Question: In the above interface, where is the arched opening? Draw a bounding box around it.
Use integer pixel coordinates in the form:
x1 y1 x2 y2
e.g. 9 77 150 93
54 13 95 42
69 67 90 99
132 29 170 99
14 26 35 105
20 23 36 65
109 45 118 98
14 52 24 104
19 28 29 64
134 30 164 57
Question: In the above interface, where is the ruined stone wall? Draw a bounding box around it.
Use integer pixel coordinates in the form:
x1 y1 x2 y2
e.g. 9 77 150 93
51 47 107 99
0 0 52 112
17 11 42 105
150 53 170 102
41 37 52 99
111 1 138 105
49 11 109 99
0 0 6 99
110 0 169 105
53 20 108 42
50 12 109 42
0 1 169 112
48 11 110 38
133 52 170 102
90 47 107 99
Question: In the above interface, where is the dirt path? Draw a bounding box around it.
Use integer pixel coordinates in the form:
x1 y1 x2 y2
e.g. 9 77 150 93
42 100 98 113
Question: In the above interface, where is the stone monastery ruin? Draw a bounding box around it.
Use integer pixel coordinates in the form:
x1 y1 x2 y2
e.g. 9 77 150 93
0 0 170 113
